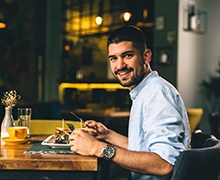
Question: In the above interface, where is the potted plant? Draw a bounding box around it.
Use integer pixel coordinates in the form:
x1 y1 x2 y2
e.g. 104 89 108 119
200 62 220 137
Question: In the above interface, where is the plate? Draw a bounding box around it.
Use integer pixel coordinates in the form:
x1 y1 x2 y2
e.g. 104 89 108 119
41 135 70 149
1 137 31 145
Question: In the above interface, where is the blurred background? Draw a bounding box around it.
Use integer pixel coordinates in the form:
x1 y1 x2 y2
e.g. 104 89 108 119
0 0 220 136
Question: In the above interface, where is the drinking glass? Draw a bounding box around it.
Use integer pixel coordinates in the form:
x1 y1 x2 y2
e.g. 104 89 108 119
17 108 32 137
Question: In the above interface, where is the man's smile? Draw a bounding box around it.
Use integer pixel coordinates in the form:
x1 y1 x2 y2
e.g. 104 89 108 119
115 68 133 79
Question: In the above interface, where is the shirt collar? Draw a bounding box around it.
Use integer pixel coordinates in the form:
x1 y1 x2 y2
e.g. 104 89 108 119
129 71 158 101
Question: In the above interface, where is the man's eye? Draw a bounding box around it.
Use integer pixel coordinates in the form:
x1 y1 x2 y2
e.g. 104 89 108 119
109 57 117 61
124 54 133 58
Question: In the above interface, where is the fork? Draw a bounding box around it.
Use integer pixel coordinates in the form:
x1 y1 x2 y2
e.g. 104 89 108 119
70 112 86 128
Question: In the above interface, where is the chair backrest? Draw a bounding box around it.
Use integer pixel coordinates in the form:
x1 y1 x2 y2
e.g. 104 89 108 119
171 138 220 180
187 108 203 133
15 119 83 135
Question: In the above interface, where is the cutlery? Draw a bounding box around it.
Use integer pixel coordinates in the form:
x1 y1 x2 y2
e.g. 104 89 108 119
70 111 86 125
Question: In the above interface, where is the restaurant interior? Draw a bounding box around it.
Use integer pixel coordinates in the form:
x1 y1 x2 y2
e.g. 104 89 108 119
0 0 176 119
0 0 220 179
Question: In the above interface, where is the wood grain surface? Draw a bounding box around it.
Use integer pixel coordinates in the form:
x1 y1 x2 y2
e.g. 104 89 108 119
0 135 98 171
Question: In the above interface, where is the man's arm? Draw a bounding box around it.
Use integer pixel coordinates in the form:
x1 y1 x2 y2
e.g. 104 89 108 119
70 129 173 178
110 146 173 178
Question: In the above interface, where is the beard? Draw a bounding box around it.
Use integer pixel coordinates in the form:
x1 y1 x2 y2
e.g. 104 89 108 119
114 65 146 88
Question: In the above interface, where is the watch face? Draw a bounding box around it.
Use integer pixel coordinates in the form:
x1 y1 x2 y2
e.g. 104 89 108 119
102 145 115 160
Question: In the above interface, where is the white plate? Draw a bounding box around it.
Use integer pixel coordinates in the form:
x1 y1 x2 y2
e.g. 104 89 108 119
41 135 70 149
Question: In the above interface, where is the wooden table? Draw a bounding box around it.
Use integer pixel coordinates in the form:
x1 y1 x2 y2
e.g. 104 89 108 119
0 135 98 180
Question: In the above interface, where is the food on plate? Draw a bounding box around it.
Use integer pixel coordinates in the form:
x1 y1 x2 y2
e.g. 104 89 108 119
53 126 93 144
54 127 71 144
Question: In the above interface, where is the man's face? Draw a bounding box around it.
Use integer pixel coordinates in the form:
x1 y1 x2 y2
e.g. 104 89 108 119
108 41 146 90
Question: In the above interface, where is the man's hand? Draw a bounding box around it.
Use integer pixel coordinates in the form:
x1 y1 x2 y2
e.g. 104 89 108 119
84 120 109 141
69 128 105 157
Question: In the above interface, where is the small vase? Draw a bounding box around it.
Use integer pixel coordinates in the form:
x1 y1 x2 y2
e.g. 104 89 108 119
1 107 15 138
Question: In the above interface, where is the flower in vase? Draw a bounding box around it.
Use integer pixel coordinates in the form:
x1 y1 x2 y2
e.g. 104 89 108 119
1 90 21 108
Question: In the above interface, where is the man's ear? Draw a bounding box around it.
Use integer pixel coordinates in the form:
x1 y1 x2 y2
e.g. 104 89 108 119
144 49 152 64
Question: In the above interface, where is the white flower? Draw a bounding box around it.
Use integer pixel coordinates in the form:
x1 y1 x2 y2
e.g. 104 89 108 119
1 90 21 108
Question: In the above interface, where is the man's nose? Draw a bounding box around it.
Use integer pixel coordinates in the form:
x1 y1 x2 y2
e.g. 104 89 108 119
116 58 126 70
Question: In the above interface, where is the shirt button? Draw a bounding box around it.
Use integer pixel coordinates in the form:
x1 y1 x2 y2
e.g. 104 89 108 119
161 129 165 133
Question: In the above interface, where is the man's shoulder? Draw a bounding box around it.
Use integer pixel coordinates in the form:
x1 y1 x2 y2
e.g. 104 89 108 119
144 75 174 90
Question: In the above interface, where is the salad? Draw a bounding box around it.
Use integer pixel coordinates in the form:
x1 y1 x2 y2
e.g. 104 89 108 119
54 127 71 144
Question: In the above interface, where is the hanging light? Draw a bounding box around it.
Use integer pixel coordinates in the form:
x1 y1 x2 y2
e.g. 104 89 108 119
0 21 6 29
122 11 132 22
95 0 103 26
95 15 103 25
0 13 6 29
143 9 148 20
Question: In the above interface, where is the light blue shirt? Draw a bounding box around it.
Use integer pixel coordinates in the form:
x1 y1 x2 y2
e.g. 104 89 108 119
128 71 191 180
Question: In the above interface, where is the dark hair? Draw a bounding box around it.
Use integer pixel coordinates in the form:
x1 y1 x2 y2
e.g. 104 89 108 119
107 25 147 54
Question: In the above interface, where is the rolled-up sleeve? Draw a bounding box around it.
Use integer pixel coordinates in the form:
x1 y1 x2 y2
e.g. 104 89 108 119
143 86 188 165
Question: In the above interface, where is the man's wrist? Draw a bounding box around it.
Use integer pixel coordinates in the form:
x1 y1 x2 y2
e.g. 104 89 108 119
100 143 115 160
103 129 112 142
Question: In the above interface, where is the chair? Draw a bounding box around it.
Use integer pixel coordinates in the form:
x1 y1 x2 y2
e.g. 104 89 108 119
15 120 83 135
171 137 220 180
187 108 203 133
209 113 220 138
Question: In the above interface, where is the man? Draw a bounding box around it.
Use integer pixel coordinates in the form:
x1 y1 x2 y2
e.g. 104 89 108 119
70 25 191 179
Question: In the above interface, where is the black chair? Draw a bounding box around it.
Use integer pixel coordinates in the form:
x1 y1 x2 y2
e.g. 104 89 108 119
171 138 220 180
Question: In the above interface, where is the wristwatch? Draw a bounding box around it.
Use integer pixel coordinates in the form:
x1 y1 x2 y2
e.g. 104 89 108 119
101 144 115 160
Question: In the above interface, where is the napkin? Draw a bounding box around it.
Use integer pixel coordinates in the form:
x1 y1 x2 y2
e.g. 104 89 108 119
24 142 76 154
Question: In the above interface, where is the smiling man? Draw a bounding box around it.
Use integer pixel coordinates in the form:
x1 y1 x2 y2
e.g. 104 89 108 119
70 25 191 180
108 40 151 90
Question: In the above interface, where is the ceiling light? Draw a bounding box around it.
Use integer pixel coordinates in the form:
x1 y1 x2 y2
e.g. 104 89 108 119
95 16 103 25
0 21 6 29
0 13 6 29
122 11 132 22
